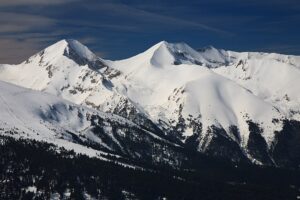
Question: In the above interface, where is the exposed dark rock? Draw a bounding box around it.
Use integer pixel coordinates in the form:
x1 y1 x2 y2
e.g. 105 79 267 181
63 45 107 70
102 78 114 90
185 133 200 150
204 125 248 163
229 125 241 143
45 64 54 78
272 120 300 168
246 121 273 165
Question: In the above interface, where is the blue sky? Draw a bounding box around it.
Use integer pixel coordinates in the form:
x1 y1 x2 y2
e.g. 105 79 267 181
0 0 299 63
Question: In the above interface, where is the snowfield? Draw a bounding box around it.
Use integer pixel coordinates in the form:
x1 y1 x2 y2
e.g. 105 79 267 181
0 39 299 166
0 80 122 160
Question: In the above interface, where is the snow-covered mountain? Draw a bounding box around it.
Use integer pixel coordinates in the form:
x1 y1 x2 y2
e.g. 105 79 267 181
0 80 192 168
0 39 299 168
0 39 123 106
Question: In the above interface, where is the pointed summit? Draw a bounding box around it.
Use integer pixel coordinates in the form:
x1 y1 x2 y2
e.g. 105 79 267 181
23 39 107 70
41 39 97 62
61 39 107 69
117 41 208 67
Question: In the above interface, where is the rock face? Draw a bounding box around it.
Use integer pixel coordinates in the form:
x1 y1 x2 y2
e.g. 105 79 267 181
0 39 300 168
271 120 300 168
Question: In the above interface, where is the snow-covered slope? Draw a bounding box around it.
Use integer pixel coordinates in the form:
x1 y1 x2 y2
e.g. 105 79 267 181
0 79 112 158
0 80 187 167
0 39 299 167
0 39 152 128
211 51 300 121
113 49 282 140
110 41 300 165
0 39 117 104
197 47 300 118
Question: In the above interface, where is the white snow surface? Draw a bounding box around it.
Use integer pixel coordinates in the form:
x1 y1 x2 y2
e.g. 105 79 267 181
0 39 299 153
0 80 140 164
111 41 292 146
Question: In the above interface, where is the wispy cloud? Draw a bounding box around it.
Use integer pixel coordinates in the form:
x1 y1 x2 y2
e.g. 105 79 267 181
0 10 60 63
0 0 78 6
0 0 298 63
0 12 55 34
0 38 43 64
82 2 233 35
62 20 141 33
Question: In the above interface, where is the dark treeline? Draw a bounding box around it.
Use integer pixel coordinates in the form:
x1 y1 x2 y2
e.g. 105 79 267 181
0 135 299 200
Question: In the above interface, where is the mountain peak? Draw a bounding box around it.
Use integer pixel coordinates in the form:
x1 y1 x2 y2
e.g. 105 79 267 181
115 41 209 67
149 41 206 66
48 39 97 61
126 41 199 66
23 39 108 70
155 40 169 46
152 41 191 51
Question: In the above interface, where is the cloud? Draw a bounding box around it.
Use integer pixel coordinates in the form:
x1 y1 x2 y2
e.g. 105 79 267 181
62 20 141 33
0 0 298 64
0 10 65 63
0 1 233 64
0 11 59 64
0 35 107 64
0 0 78 6
0 38 42 64
83 2 232 35
0 12 55 34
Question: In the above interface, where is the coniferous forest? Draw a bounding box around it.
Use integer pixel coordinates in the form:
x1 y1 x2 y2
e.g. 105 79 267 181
0 135 299 200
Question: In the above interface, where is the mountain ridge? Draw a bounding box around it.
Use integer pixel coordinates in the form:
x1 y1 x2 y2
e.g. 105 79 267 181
0 39 299 168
